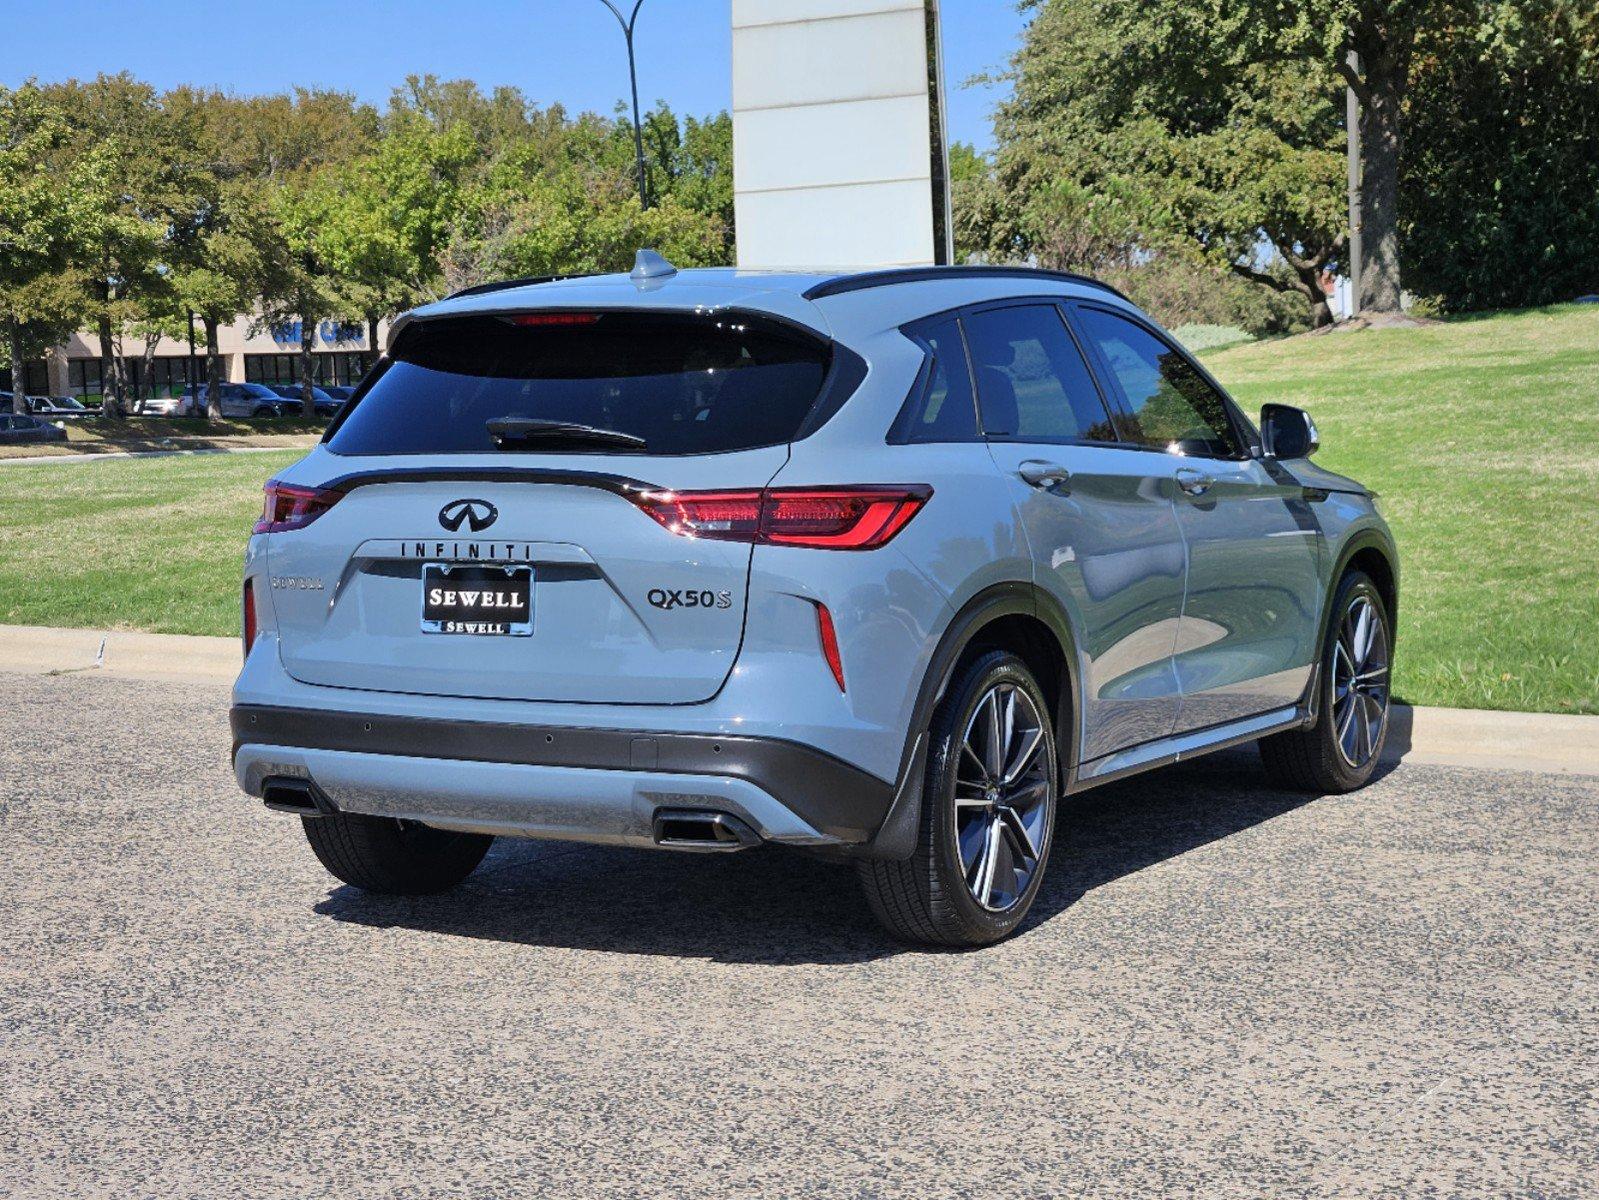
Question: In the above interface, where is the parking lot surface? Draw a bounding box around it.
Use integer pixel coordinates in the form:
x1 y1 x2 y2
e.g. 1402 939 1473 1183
2 669 1593 1198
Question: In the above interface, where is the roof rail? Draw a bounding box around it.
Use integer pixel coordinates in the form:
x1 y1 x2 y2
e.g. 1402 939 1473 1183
801 265 1130 303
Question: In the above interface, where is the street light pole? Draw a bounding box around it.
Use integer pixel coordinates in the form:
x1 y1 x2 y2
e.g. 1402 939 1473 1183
1345 49 1363 318
598 0 650 209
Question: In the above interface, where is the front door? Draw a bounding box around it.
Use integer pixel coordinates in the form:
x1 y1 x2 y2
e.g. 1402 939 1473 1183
1071 304 1324 733
961 301 1189 761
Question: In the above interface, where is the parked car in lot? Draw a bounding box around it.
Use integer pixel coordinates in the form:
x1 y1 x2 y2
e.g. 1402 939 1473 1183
321 385 358 402
0 411 69 444
27 395 92 418
173 382 289 418
232 256 1399 947
140 393 188 416
264 384 342 419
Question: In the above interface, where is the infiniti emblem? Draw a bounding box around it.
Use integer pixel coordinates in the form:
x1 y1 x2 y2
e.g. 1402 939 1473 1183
439 498 498 533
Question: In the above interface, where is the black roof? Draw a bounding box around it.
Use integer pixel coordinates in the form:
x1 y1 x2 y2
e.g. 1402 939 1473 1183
443 275 573 300
801 265 1129 303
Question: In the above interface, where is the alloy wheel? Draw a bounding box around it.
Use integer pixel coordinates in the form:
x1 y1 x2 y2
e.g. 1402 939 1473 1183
953 682 1053 911
1331 593 1390 768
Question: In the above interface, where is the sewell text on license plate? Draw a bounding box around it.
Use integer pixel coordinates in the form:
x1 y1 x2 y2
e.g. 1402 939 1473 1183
421 563 533 636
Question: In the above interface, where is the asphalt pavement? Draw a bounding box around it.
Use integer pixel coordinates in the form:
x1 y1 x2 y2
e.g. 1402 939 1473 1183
1 669 1593 1198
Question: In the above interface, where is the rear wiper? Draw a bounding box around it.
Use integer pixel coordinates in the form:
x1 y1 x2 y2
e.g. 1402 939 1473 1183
486 417 648 451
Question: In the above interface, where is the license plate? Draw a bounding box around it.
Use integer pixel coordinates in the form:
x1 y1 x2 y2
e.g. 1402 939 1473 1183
421 563 533 636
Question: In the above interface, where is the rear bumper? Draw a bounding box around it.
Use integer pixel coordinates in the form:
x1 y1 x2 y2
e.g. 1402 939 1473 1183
230 704 896 849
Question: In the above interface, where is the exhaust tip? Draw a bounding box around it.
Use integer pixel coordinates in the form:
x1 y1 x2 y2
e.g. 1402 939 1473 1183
261 776 338 818
652 809 761 852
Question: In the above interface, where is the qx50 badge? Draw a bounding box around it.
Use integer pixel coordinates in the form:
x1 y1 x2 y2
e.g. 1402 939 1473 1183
439 498 498 533
648 588 733 611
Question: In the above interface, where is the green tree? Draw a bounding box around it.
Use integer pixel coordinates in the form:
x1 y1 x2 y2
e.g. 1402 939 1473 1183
639 103 735 258
1400 0 1599 308
46 74 200 416
309 112 479 355
172 179 287 420
988 0 1347 326
267 170 355 417
0 84 90 411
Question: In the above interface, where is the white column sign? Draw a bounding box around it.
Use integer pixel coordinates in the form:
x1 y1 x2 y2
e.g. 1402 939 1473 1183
732 0 951 270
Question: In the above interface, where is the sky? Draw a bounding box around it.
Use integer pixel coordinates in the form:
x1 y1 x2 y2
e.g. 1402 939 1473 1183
2 0 1029 152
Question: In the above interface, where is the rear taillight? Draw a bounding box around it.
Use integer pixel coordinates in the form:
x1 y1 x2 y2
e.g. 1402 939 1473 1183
255 480 342 534
630 486 930 550
633 490 765 541
242 580 257 656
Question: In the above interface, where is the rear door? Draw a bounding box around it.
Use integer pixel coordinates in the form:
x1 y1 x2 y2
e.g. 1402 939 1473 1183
964 301 1189 760
266 308 835 705
1071 303 1323 731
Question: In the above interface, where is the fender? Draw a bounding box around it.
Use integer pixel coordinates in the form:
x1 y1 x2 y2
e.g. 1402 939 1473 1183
1301 523 1400 721
857 581 1082 860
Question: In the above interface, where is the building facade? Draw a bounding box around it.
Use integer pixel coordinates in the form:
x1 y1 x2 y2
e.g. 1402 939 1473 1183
6 314 386 402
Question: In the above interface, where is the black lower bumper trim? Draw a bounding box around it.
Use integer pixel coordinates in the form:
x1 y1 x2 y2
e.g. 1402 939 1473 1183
230 704 893 843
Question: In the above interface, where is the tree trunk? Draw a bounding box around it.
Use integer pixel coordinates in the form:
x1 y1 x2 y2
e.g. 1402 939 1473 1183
97 313 124 419
1307 291 1333 329
367 314 381 374
299 320 316 418
1232 258 1334 329
1289 264 1335 329
1353 37 1407 314
6 322 27 414
203 316 224 424
139 336 158 415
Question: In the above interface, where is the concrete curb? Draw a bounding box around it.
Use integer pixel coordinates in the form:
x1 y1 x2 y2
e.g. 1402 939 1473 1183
0 624 242 684
2 623 1595 777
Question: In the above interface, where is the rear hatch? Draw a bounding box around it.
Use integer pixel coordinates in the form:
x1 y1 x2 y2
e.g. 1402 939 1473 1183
265 308 835 705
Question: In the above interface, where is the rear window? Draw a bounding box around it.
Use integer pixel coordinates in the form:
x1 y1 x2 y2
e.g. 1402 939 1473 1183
326 312 832 456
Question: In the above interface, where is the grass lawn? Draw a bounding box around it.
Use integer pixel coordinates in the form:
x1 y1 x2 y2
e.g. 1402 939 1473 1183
1205 303 1599 714
0 451 302 636
0 415 322 459
1 304 1594 713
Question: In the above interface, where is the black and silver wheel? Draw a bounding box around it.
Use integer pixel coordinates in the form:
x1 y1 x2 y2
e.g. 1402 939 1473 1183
858 650 1058 947
301 811 493 895
1330 590 1391 770
1260 570 1393 793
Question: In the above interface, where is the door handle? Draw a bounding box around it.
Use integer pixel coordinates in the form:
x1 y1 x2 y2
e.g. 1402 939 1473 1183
1175 467 1215 496
1018 460 1071 491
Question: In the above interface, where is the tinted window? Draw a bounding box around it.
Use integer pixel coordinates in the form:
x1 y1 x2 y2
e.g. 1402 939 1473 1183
328 313 832 457
1075 308 1242 458
962 305 1116 442
895 317 977 442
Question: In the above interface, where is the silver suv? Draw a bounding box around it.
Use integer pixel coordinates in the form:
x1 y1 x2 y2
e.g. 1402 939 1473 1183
174 382 287 418
231 258 1398 946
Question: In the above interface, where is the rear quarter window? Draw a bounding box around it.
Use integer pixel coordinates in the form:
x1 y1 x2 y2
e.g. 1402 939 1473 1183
327 312 833 456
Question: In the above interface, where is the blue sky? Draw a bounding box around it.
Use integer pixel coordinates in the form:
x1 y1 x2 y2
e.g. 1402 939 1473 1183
3 1 1028 151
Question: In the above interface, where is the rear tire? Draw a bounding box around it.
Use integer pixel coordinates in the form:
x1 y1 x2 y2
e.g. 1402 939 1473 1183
858 650 1058 948
1259 569 1392 794
301 811 493 894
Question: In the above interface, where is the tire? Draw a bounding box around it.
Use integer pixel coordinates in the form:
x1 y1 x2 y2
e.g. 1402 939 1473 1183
300 811 493 895
1259 569 1393 794
858 650 1059 948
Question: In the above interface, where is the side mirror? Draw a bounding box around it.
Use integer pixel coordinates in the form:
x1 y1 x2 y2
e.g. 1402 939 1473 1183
1260 403 1319 459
